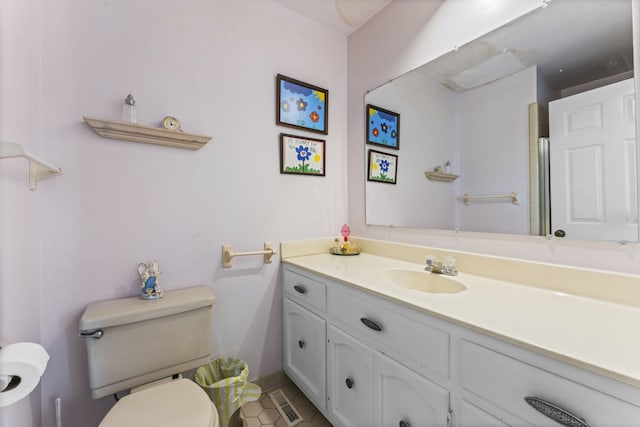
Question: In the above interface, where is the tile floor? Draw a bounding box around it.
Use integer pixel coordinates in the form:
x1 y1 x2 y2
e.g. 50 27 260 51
240 382 332 427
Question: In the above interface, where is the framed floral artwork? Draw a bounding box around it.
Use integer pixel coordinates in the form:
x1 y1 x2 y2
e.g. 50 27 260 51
367 149 397 184
366 104 400 149
280 133 325 176
277 74 328 135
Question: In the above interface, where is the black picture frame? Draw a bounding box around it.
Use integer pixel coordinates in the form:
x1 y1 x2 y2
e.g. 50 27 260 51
279 133 326 176
276 74 328 135
366 104 400 150
367 149 398 184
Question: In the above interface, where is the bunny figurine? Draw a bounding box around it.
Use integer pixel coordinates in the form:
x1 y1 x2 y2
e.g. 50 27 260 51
137 260 163 300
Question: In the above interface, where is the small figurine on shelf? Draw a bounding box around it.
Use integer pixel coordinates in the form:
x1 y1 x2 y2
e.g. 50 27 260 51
121 93 137 124
331 224 361 255
137 260 163 300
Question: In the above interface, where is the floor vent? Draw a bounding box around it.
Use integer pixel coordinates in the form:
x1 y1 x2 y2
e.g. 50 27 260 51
268 388 302 426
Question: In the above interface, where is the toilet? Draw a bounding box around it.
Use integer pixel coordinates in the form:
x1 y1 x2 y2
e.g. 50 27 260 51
79 285 219 427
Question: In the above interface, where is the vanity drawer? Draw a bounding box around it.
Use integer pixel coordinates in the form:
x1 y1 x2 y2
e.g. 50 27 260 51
328 287 449 379
283 268 326 312
460 340 640 426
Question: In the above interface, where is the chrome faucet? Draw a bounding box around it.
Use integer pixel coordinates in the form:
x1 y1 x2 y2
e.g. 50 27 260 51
425 256 458 276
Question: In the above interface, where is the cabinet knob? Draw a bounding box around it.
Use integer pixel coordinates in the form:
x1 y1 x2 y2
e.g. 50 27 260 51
298 340 305 349
345 377 354 389
360 317 383 332
524 396 590 427
293 285 307 294
399 421 411 427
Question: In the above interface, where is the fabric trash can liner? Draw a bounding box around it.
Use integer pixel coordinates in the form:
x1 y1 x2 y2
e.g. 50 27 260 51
195 357 261 427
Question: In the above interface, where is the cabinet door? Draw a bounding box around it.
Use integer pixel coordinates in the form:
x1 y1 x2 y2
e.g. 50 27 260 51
374 352 450 427
327 325 374 427
460 400 510 427
283 298 326 410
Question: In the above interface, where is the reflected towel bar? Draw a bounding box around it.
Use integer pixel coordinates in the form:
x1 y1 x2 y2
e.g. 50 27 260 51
222 243 276 268
461 192 519 205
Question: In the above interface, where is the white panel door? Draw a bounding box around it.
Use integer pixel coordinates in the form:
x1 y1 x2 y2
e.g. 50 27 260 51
549 78 637 241
373 352 450 427
327 325 373 427
282 299 326 410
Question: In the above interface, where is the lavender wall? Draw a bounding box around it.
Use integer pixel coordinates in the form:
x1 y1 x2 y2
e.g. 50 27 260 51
2 0 348 426
365 72 458 229
3 1 639 426
458 67 537 234
1 1 44 426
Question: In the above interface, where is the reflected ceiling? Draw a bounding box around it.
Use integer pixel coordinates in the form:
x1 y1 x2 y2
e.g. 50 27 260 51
416 0 633 93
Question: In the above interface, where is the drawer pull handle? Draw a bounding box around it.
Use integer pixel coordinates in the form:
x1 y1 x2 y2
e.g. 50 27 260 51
298 340 305 349
360 317 383 332
524 396 590 427
399 420 410 427
345 377 354 389
293 285 307 294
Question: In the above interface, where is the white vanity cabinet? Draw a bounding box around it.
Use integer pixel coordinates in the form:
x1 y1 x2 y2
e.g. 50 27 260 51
282 269 327 411
282 263 640 427
327 323 450 427
459 339 640 426
284 265 452 427
327 285 451 426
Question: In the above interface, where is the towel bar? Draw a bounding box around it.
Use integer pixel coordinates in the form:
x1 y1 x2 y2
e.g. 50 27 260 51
222 243 276 268
0 141 63 190
460 192 519 205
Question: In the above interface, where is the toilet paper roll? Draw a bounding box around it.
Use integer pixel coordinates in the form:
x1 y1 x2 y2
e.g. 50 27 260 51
0 342 49 407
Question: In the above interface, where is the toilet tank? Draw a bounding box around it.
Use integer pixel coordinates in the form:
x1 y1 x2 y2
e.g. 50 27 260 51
79 286 215 399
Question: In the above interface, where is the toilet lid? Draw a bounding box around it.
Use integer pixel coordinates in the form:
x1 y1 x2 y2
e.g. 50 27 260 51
99 379 218 427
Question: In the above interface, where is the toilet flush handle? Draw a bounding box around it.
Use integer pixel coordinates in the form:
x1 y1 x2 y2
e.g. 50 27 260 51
79 329 104 339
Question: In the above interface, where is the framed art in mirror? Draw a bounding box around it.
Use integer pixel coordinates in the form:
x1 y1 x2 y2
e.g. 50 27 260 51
368 149 397 184
276 74 328 135
366 104 400 149
280 133 325 176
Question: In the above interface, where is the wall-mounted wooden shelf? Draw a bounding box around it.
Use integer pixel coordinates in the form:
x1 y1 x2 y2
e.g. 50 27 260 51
83 116 212 150
424 171 459 182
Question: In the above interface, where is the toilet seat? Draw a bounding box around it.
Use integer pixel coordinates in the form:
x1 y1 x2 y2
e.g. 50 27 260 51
99 378 219 427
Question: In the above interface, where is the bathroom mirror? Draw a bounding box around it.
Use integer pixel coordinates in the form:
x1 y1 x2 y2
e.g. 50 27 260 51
364 0 637 242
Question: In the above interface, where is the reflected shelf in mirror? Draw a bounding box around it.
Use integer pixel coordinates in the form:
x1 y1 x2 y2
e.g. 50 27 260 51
425 171 459 182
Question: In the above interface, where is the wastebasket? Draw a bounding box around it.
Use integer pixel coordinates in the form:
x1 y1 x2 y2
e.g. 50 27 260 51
195 357 261 427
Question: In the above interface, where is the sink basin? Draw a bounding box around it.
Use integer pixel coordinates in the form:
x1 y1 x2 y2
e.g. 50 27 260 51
376 268 467 294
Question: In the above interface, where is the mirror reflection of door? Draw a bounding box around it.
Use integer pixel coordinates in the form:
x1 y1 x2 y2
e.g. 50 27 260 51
549 78 637 242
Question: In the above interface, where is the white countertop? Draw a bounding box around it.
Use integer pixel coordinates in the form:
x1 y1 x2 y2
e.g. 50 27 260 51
283 252 640 388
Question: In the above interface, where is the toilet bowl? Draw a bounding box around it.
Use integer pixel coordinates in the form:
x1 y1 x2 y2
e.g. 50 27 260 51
99 379 218 427
80 286 219 427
